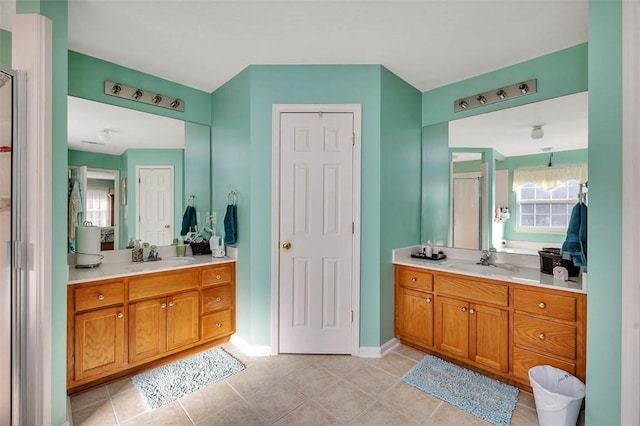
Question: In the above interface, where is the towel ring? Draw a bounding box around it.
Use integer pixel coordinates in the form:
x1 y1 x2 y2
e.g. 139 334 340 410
228 190 237 205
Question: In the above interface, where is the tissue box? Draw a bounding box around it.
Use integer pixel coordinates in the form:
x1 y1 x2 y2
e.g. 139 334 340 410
538 248 580 276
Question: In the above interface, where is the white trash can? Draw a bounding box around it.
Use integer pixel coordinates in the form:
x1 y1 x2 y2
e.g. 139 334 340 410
529 365 585 426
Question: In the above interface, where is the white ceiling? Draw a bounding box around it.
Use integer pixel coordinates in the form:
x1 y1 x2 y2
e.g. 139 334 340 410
1 0 588 93
67 96 184 155
449 91 588 158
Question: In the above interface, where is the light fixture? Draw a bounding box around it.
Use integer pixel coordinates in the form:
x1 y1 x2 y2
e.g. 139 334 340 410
97 129 111 142
453 79 537 113
104 81 185 112
531 125 544 140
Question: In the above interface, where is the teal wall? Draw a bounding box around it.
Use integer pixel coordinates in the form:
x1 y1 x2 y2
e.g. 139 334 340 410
68 149 120 170
68 51 211 126
586 0 623 423
379 67 422 343
123 149 184 246
184 122 212 233
15 0 69 423
211 64 421 348
0 29 11 67
210 67 251 339
421 123 450 245
499 149 588 244
422 43 588 126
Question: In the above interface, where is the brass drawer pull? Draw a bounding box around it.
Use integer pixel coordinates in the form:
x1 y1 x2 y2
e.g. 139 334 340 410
117 312 123 319
169 301 175 307
426 298 431 303
411 277 417 283
161 303 167 309
538 333 546 341
216 322 223 328
216 297 222 302
539 302 546 309
98 294 105 301
216 274 222 280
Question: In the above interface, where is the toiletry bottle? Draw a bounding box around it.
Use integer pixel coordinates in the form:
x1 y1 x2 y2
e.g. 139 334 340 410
425 240 433 258
132 240 143 262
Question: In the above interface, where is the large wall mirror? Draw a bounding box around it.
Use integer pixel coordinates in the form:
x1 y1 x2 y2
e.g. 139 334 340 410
67 96 211 251
422 91 588 254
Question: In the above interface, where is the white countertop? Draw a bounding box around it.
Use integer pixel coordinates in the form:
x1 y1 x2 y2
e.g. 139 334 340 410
393 246 586 294
68 253 236 285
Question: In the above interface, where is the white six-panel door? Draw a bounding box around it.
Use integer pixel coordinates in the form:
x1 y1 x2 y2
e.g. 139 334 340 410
137 166 174 246
278 112 354 354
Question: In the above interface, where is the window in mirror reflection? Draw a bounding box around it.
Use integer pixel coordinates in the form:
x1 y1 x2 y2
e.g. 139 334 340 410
517 179 580 232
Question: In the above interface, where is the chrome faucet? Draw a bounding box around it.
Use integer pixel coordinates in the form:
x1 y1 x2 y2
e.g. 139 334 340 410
477 248 497 266
146 245 162 261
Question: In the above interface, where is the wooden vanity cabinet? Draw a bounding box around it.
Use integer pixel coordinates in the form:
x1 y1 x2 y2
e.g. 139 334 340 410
67 262 236 394
394 264 586 390
68 279 127 382
394 266 434 348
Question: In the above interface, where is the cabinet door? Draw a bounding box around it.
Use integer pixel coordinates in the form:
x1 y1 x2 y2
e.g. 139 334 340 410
397 287 434 347
129 297 167 363
469 303 509 372
167 290 200 351
74 306 126 381
436 296 469 359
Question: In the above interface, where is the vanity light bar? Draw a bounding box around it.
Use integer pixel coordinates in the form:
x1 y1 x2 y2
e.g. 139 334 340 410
453 79 537 113
104 80 185 112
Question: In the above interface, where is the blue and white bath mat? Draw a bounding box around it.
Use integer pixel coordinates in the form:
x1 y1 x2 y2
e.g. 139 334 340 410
403 355 519 426
131 347 245 409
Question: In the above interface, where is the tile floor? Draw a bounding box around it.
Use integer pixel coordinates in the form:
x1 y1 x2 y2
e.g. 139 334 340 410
69 343 571 425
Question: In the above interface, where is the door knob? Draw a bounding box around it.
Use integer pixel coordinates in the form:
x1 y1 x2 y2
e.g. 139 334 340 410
282 241 291 250
165 224 171 229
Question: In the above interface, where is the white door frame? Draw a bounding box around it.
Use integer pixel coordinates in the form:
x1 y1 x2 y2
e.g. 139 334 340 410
271 104 362 356
135 165 174 244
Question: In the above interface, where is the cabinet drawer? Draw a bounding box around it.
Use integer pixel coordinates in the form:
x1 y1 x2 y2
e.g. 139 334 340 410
513 288 577 321
202 310 232 340
202 285 232 314
129 269 199 301
436 275 508 307
74 281 125 312
396 266 433 291
514 314 576 359
513 347 576 382
202 265 232 288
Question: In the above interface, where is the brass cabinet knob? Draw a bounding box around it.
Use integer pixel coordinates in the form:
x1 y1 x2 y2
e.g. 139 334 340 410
215 297 222 302
98 294 105 301
469 308 475 314
117 312 123 319
168 301 175 307
161 303 167 309
216 322 223 328
282 241 291 250
461 306 468 312
411 277 417 283
539 333 546 341
426 298 431 303
539 302 546 309
216 274 222 280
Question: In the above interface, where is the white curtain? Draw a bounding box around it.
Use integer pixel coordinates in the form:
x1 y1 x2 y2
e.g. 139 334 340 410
512 164 588 190
85 188 110 227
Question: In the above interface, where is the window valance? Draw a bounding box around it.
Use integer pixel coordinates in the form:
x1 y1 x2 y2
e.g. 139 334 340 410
512 164 588 191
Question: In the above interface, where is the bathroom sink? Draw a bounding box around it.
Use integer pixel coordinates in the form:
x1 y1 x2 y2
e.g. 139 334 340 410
126 257 196 271
444 261 515 277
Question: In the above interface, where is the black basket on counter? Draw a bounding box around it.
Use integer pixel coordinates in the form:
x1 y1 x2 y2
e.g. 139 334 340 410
538 248 580 276
189 241 211 255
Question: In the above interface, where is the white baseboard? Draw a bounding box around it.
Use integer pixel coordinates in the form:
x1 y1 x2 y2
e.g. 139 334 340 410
359 338 400 358
229 334 272 357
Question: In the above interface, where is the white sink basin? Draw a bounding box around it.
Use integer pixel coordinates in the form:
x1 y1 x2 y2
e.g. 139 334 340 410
125 257 196 272
444 261 517 277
